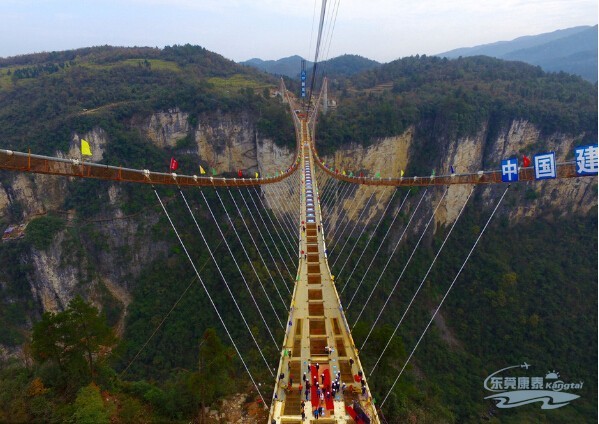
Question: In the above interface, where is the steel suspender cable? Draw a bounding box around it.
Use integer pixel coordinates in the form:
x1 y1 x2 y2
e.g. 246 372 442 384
178 188 276 375
152 188 268 405
319 174 337 210
199 189 281 348
324 179 351 230
337 188 397 280
380 186 510 408
331 189 377 267
321 177 342 219
227 189 288 309
325 181 354 236
213 188 285 328
370 186 475 374
287 172 301 229
266 183 298 248
321 178 340 226
352 188 449 328
237 188 291 294
329 188 371 253
247 187 295 279
252 188 297 272
346 189 428 311
281 173 300 233
254 186 297 267
340 189 411 295
278 174 297 233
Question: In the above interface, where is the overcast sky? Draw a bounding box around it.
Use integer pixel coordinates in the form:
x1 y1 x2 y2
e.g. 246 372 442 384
0 0 596 63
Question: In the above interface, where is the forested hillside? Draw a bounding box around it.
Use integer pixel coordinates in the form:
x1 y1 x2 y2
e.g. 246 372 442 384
0 48 596 423
0 45 295 423
316 55 597 422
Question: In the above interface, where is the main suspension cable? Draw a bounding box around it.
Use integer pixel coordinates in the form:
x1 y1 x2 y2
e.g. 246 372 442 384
380 186 510 408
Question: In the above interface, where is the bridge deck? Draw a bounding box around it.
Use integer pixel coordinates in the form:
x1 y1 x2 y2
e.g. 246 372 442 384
269 120 379 423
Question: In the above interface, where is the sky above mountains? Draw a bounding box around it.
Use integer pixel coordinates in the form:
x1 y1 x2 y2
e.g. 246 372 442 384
0 0 597 63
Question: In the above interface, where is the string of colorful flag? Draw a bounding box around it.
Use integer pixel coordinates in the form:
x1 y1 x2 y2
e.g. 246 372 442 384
80 137 598 181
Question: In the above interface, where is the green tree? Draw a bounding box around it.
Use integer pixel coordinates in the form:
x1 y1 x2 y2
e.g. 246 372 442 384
31 296 116 390
194 328 235 422
71 383 112 424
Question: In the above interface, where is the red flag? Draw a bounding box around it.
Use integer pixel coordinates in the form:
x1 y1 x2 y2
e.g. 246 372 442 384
359 172 364 178
522 155 531 167
169 157 178 172
238 169 243 177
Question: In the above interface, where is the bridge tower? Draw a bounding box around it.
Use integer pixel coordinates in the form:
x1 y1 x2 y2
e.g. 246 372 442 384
280 78 287 103
322 77 328 115
268 114 379 423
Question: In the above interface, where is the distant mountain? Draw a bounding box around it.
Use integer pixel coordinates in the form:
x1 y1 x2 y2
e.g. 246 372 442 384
437 25 598 82
308 54 380 78
240 55 309 78
240 54 380 79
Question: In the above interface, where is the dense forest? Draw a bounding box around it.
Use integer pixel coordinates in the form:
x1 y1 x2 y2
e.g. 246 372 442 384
0 47 596 423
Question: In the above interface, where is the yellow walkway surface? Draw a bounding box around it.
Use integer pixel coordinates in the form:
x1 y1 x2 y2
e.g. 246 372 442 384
268 119 379 423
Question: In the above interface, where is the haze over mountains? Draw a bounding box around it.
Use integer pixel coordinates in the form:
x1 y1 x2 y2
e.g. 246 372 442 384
437 25 598 82
242 25 598 82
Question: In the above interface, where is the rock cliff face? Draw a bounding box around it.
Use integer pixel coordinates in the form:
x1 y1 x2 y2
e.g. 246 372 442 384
0 106 594 357
145 108 190 149
0 108 295 329
320 119 596 230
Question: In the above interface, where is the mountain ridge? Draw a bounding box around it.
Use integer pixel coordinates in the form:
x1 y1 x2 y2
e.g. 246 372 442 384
240 54 380 78
437 25 598 82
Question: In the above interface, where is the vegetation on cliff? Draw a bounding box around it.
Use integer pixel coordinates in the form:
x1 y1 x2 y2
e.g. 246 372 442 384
0 49 596 423
317 55 597 164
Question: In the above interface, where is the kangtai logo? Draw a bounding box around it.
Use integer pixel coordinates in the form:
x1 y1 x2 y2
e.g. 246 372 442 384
484 363 583 409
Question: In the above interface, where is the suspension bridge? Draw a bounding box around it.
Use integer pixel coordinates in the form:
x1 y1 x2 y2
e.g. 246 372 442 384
0 79 592 423
0 0 596 418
